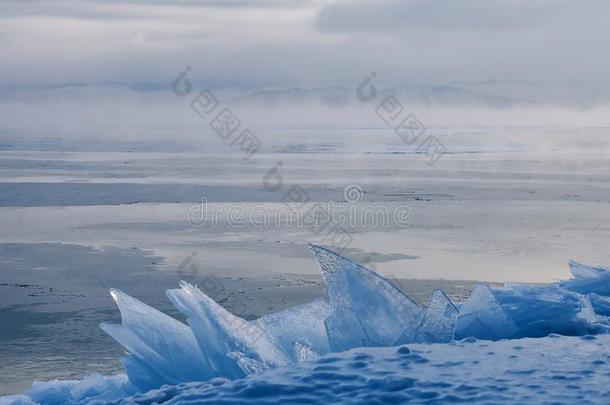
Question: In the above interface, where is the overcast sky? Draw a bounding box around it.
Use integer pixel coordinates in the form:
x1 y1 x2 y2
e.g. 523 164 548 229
1 0 609 87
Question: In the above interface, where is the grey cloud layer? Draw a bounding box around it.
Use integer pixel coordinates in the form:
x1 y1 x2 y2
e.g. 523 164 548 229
0 0 608 91
317 0 552 31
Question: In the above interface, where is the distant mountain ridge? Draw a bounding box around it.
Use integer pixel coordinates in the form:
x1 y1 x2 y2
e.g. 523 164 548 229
1 79 610 107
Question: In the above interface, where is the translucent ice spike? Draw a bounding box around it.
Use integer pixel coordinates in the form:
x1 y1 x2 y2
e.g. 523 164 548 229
166 281 289 379
413 289 458 344
99 289 213 390
254 298 332 360
309 245 423 346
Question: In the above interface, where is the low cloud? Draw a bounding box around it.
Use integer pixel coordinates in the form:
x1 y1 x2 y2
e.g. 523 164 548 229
317 0 552 32
0 0 608 98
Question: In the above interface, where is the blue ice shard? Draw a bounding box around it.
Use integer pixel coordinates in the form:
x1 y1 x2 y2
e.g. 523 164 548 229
166 281 290 379
560 261 610 296
309 245 423 346
253 298 332 360
588 293 610 316
455 316 497 341
22 374 135 405
99 289 213 390
569 261 609 279
455 285 518 340
413 289 459 343
119 354 166 392
494 283 599 337
324 305 370 352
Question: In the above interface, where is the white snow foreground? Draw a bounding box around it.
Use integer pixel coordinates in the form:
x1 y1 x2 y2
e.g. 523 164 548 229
65 334 610 404
4 245 610 404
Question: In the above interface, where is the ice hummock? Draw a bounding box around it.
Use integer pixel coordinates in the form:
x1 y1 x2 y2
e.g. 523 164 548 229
5 374 136 405
588 292 610 316
455 282 602 340
5 246 610 405
492 283 599 337
559 260 610 295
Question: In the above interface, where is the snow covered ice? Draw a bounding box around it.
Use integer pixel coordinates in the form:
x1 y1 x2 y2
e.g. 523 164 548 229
4 247 610 404
103 334 610 404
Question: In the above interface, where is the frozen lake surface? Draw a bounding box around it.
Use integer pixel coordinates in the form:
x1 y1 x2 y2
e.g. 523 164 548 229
1 127 610 394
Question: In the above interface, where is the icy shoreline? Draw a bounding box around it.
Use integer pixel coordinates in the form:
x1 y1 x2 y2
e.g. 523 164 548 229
3 245 610 404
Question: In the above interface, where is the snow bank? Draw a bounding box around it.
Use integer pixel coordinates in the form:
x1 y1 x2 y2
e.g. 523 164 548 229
114 334 610 404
